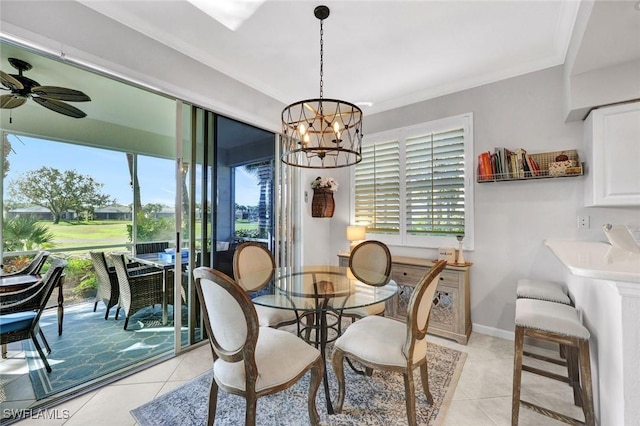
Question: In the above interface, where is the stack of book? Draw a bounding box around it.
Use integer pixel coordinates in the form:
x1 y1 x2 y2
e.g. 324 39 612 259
478 147 540 181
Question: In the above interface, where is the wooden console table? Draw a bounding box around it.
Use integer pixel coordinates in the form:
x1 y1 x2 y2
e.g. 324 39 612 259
338 253 472 345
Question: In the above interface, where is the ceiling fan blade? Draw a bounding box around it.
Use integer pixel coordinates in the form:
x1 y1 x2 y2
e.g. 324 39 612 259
1 70 24 91
32 96 87 118
0 94 27 109
32 86 91 102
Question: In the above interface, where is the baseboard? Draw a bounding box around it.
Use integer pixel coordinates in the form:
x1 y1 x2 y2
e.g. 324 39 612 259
472 323 514 341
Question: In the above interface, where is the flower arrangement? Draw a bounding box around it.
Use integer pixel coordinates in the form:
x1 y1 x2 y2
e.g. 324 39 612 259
311 176 339 192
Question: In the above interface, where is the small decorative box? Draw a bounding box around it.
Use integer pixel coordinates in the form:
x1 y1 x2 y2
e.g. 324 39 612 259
549 160 577 177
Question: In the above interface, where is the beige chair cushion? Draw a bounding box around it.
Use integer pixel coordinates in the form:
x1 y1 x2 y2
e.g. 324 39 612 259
341 301 385 317
255 304 298 327
515 298 590 340
516 279 570 304
214 327 320 392
334 315 427 367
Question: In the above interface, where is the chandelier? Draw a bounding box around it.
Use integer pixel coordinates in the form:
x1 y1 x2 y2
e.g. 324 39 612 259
281 5 363 169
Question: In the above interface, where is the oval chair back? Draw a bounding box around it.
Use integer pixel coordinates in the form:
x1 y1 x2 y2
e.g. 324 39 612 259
349 240 392 286
193 267 258 364
233 242 275 292
402 259 447 361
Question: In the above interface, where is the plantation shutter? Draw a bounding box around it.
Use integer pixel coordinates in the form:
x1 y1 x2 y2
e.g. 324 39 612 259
405 128 465 235
355 140 400 234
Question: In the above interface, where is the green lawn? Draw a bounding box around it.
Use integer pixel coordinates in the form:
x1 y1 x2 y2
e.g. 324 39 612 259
38 219 259 248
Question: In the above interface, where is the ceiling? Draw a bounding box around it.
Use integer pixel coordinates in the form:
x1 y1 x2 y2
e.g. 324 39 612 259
75 0 581 115
1 0 638 149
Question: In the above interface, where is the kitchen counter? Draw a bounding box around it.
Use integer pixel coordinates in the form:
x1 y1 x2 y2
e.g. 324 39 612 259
545 238 640 426
545 239 640 283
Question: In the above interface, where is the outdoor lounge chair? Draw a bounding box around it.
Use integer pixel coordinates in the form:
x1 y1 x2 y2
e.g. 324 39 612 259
2 251 50 277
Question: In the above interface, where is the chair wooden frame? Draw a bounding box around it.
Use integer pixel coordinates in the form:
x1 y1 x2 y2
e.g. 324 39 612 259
512 322 595 425
233 242 299 329
348 240 392 287
331 260 447 426
193 266 324 426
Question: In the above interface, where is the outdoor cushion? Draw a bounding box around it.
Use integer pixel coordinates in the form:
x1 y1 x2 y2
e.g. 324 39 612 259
0 311 36 334
214 326 320 392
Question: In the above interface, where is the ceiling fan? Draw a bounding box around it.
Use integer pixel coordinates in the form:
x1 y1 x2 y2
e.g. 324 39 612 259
1 57 91 118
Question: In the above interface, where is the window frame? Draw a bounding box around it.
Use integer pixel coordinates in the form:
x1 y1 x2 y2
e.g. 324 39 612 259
351 113 474 250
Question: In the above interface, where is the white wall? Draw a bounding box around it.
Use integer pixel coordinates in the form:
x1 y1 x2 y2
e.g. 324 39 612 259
328 65 640 337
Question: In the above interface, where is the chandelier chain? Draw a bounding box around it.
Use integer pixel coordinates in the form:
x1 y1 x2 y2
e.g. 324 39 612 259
319 18 324 101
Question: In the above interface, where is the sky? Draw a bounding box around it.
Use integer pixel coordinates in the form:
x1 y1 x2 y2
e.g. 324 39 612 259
3 134 260 208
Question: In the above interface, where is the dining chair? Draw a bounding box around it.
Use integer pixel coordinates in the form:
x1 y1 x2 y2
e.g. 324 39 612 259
233 242 299 329
338 240 392 330
134 242 169 255
2 251 50 277
0 258 67 372
193 266 324 426
110 254 164 330
90 251 120 320
331 259 447 426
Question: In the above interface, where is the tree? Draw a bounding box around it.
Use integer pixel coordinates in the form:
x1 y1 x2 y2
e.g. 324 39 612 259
9 166 113 224
243 161 273 238
3 216 55 251
3 133 11 179
143 203 165 218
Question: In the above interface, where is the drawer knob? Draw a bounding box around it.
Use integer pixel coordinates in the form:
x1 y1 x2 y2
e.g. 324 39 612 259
439 277 444 280
403 272 407 276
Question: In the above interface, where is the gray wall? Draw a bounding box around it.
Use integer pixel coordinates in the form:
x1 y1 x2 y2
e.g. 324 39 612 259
318 65 640 337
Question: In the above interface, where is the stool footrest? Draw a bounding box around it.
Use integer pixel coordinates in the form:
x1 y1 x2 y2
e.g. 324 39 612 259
522 365 571 383
521 400 585 425
523 350 568 367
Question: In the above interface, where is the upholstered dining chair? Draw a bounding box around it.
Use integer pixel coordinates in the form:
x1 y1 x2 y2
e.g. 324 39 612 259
2 251 50 277
90 251 120 320
233 242 299 329
331 259 447 426
339 240 392 323
0 258 67 372
193 266 324 426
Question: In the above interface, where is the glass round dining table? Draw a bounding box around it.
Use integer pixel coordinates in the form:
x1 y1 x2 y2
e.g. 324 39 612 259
242 265 398 414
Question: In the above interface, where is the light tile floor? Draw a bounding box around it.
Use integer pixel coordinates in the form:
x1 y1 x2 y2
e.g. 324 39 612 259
6 332 586 425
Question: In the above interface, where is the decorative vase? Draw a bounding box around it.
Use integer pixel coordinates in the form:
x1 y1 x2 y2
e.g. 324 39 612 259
311 188 335 218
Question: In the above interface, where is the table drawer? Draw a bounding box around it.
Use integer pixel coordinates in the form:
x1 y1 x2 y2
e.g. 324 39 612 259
391 264 429 286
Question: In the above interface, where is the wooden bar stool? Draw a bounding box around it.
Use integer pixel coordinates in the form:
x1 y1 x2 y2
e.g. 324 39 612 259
516 278 572 362
512 298 595 426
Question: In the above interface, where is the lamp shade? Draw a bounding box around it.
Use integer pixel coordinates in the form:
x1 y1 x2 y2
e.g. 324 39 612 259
346 225 366 242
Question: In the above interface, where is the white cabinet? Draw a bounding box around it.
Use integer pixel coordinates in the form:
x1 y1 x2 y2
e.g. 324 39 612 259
584 102 640 206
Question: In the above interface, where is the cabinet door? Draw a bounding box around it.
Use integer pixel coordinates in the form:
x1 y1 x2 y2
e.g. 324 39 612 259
585 102 640 206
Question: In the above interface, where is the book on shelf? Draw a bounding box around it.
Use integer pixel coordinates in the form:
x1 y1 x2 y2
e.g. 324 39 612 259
478 152 492 180
525 154 540 176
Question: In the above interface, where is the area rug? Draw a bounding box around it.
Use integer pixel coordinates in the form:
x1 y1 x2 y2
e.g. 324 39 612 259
131 342 466 426
23 302 195 400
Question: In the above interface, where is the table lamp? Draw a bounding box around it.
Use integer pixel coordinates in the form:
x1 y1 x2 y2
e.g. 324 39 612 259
347 225 367 252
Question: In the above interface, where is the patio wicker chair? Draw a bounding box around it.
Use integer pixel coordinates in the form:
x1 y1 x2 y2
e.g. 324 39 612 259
193 266 323 426
111 254 186 330
90 251 120 320
0 258 67 372
135 242 169 255
2 251 50 277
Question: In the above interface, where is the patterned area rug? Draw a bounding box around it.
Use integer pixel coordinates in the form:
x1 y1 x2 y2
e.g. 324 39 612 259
131 342 466 426
24 302 193 400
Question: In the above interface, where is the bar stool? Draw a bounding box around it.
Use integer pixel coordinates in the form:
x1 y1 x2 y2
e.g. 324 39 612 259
512 298 595 426
517 279 572 361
